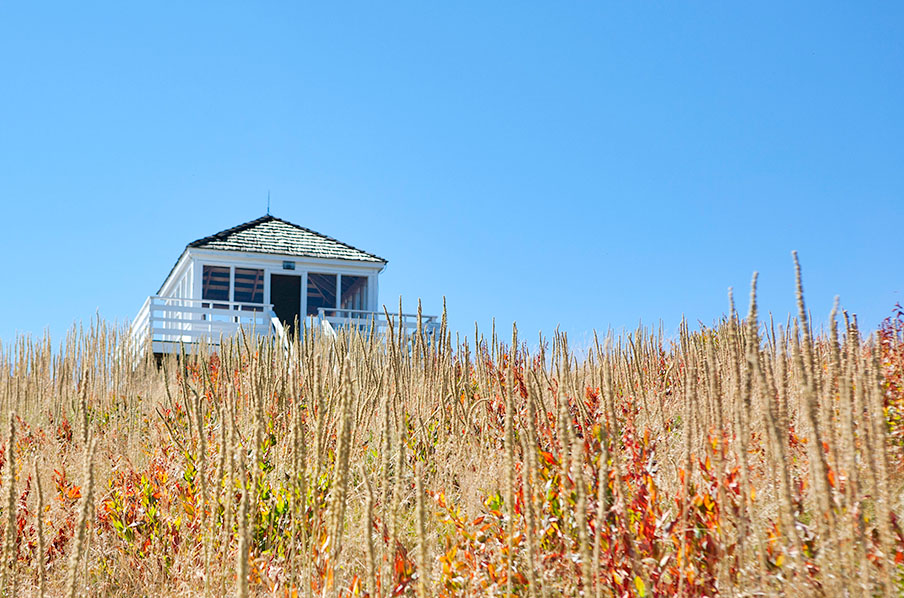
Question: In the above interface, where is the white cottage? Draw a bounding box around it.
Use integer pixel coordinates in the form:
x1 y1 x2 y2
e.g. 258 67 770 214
132 214 435 354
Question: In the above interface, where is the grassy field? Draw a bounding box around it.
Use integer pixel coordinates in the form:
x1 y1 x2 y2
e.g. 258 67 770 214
1 260 903 597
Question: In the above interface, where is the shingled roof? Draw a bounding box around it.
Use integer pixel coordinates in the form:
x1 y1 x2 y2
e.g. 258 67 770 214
187 215 387 264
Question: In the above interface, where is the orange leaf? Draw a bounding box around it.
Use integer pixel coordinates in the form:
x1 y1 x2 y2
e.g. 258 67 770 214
539 450 557 465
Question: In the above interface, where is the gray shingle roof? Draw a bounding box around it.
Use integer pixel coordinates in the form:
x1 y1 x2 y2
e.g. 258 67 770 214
188 215 387 264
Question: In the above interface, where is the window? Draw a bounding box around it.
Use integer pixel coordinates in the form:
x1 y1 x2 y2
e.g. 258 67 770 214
202 266 229 308
307 273 337 316
234 268 263 309
341 275 368 312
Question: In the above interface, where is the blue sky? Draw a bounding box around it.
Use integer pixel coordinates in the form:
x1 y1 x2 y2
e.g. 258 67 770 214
1 2 902 347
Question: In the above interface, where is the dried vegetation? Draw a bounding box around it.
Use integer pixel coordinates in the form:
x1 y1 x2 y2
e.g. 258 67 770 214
1 258 904 597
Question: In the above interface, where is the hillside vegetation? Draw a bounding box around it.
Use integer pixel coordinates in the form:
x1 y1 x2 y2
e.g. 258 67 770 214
1 259 903 597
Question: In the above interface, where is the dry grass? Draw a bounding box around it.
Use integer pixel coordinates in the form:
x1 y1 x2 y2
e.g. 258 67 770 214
0 263 902 597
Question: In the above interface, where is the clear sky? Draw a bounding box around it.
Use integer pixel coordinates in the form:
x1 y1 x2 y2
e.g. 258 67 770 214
1 2 902 348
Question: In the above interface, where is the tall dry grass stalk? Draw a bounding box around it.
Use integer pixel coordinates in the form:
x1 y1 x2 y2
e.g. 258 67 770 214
0 260 901 596
362 467 376 597
415 462 429 598
236 448 250 598
65 438 96 598
1 414 17 598
33 459 46 598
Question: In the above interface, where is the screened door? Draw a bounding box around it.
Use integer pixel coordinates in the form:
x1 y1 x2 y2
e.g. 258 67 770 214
270 274 301 334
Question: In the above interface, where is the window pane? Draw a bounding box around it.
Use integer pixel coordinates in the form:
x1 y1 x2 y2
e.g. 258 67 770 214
202 266 230 301
340 275 368 312
307 273 336 316
234 268 263 304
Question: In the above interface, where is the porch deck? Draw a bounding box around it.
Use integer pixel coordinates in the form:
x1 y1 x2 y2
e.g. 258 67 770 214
131 296 439 355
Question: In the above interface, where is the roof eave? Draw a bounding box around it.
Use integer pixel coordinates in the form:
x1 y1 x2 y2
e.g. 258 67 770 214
190 246 387 267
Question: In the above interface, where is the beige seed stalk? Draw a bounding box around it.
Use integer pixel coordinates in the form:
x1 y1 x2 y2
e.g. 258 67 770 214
78 377 89 447
65 438 96 598
219 417 237 595
1 414 16 598
193 379 211 598
505 324 517 598
236 450 250 598
34 460 46 598
865 349 894 595
415 462 429 598
746 274 803 583
390 416 406 548
327 361 354 562
362 468 377 598
292 390 309 574
572 438 592 597
379 391 394 591
792 252 835 531
593 407 610 598
519 436 540 598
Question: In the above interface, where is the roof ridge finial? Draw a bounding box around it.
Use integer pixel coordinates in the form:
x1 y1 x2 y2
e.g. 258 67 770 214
267 190 271 216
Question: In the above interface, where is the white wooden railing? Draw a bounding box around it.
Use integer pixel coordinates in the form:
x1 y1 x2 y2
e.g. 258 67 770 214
131 296 278 354
317 307 440 334
131 297 442 355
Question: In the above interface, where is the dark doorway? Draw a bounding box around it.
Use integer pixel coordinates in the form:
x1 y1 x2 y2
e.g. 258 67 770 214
270 274 301 334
